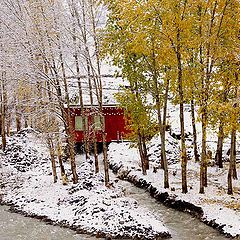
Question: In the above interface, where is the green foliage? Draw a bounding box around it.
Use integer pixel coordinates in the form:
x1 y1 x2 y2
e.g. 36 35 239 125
115 88 158 145
113 52 159 144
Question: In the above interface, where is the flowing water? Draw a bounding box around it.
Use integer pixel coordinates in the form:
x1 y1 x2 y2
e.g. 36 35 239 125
0 205 99 240
118 180 228 240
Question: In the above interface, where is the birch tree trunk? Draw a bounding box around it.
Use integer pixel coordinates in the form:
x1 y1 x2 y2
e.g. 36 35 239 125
1 71 7 152
215 122 224 168
82 0 93 160
228 128 236 195
6 112 11 136
191 99 199 162
137 129 147 175
16 108 22 132
57 139 68 185
161 75 170 169
200 106 208 193
142 133 149 170
215 88 228 168
151 44 169 188
176 29 187 194
69 2 90 161
47 138 57 183
59 49 78 184
89 0 109 185
232 130 237 180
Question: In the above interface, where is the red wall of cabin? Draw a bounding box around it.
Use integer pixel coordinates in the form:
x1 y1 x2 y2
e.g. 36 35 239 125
69 107 130 143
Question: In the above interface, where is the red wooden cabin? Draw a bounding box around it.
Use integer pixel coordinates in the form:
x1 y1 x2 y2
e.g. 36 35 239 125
69 105 130 143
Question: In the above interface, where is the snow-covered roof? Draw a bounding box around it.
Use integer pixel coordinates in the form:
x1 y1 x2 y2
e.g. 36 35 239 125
68 75 127 106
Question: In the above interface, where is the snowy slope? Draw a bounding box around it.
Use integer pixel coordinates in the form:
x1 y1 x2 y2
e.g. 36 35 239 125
0 129 170 239
108 142 240 237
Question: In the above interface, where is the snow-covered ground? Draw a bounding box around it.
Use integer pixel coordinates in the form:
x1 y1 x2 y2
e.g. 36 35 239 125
0 129 170 239
0 99 239 239
105 93 240 239
108 139 240 238
168 103 239 160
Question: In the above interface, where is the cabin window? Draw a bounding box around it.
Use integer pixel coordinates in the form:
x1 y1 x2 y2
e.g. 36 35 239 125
75 116 88 131
94 115 104 130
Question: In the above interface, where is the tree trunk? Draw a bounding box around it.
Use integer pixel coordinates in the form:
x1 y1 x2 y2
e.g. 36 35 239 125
155 91 169 188
42 8 78 184
102 125 110 185
215 122 224 168
48 138 57 183
161 76 170 170
228 128 236 195
179 95 187 193
151 43 169 188
94 140 99 173
57 140 66 175
232 129 237 180
77 0 99 164
59 48 78 184
163 77 170 131
1 71 7 152
142 133 149 170
57 140 68 185
89 1 109 185
176 30 187 194
81 0 94 161
191 99 199 162
70 4 89 161
138 129 147 175
6 112 11 136
200 106 207 193
16 110 21 132
200 0 220 191
215 87 228 168
24 117 28 128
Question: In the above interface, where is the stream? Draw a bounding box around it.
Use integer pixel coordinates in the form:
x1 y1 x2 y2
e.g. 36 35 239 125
0 205 98 240
118 180 228 240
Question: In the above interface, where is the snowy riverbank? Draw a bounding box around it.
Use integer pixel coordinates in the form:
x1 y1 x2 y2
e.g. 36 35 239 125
108 142 240 238
0 129 170 239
